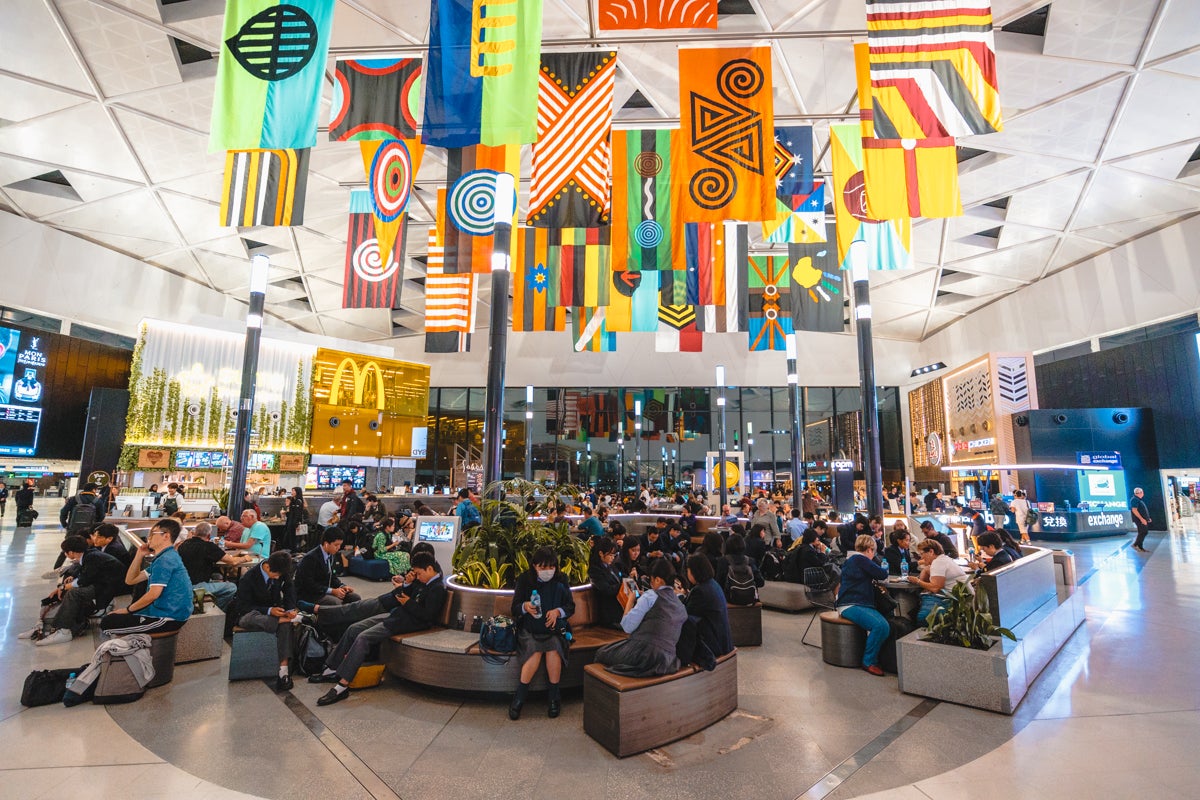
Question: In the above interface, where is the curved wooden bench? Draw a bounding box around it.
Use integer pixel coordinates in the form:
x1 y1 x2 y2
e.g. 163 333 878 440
583 651 738 757
384 624 626 692
819 611 866 668
384 586 627 692
146 628 181 688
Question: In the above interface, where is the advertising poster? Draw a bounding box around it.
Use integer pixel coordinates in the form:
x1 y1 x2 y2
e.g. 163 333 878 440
0 326 50 456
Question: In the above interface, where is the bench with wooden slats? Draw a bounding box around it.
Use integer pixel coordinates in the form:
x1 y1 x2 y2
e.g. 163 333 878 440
583 650 738 757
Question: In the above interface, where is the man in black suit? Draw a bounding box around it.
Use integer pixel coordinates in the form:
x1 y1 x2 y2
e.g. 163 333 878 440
312 551 446 705
295 529 362 609
233 552 299 692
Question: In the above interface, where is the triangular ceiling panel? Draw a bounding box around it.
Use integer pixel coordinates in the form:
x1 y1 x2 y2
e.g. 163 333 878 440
0 104 143 181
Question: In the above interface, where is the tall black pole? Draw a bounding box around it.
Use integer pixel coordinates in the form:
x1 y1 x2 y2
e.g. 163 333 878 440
524 385 533 482
787 333 804 513
482 174 515 499
227 254 269 519
850 242 884 518
716 365 728 516
634 398 642 496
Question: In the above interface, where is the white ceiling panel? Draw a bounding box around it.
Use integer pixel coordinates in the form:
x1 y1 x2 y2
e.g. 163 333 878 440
981 78 1129 161
1104 70 1200 160
55 0 182 98
0 104 144 181
1042 0 1159 67
1072 167 1200 229
0 0 93 92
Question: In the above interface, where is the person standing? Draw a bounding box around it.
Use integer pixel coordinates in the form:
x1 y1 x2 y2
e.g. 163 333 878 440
1010 490 1032 544
0 481 8 517
1130 487 1151 553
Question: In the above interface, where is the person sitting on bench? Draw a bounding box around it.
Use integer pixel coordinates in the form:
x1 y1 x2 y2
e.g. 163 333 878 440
594 558 687 677
508 547 576 721
967 532 1021 572
312 551 445 706
682 554 733 659
836 534 890 677
296 529 362 608
100 518 192 638
307 542 436 640
177 521 249 612
91 523 133 568
233 551 300 692
25 534 125 645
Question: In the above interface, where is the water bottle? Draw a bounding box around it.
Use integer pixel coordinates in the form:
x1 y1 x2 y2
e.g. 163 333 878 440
900 558 909 579
65 672 76 692
530 589 542 619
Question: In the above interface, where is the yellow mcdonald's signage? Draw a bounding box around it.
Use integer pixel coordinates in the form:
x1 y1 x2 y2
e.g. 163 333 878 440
329 357 387 411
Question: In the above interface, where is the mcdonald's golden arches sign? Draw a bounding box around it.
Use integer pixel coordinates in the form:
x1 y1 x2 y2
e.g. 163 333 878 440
311 349 430 458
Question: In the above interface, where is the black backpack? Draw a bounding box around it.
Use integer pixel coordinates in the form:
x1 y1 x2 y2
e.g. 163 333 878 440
67 498 97 534
21 665 87 707
724 558 759 605
759 550 784 581
292 623 332 677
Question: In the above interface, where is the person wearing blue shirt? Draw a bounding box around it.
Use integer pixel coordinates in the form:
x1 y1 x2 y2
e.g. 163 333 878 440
454 488 482 529
783 509 806 548
241 509 272 557
577 506 604 541
100 518 193 637
836 534 890 676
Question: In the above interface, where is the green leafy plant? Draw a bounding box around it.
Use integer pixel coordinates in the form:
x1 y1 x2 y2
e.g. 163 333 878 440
451 480 591 589
924 581 1017 651
211 487 230 516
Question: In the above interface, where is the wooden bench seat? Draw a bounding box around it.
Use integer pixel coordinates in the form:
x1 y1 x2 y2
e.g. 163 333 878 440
583 651 738 757
819 611 866 667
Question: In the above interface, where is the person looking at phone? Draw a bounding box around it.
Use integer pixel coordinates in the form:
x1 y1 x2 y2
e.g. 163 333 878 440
99 518 192 638
618 535 644 580
231 551 300 692
594 558 687 677
508 547 575 720
588 537 624 628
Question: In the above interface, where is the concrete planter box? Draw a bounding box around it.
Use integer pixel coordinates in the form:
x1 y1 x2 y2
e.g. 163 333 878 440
897 632 1025 714
897 586 1085 715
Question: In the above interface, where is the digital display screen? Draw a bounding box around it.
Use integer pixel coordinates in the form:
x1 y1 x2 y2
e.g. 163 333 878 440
1077 469 1127 507
0 326 49 456
316 466 366 489
174 451 277 471
417 518 458 543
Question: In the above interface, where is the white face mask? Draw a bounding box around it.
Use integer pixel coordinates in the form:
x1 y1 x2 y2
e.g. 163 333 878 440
536 569 555 582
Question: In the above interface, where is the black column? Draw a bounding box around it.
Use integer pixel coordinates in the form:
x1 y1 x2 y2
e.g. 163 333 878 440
227 256 268 519
482 225 512 498
852 248 883 519
786 334 804 513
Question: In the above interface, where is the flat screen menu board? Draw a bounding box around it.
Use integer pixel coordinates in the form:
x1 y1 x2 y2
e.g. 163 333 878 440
316 465 366 489
173 450 278 471
0 326 49 456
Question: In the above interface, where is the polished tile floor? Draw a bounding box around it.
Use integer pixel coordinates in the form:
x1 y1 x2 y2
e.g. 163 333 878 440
1 501 1194 800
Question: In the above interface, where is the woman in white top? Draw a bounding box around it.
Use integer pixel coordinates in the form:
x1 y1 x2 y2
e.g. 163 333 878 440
909 538 969 624
1009 489 1032 544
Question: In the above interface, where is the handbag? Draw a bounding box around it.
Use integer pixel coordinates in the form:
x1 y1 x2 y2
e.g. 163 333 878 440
21 665 87 707
873 584 898 617
479 615 517 664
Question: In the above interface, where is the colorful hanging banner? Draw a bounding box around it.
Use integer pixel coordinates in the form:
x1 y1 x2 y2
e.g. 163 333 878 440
422 0 544 148
329 58 422 141
220 148 310 226
605 269 660 333
830 123 913 271
678 47 775 222
611 129 682 271
572 307 616 352
656 303 702 353
762 182 826 244
512 226 567 332
358 138 424 268
698 222 747 333
789 225 843 333
747 255 793 351
597 0 717 30
424 215 478 353
441 144 521 274
528 50 617 228
683 222 726 307
773 125 814 196
866 0 1003 138
210 0 336 151
547 228 612 308
343 189 406 309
